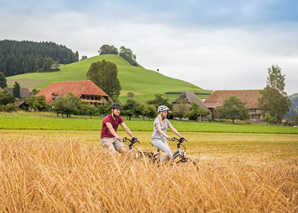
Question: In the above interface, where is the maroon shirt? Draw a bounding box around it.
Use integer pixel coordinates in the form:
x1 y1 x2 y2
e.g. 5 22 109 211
101 114 124 138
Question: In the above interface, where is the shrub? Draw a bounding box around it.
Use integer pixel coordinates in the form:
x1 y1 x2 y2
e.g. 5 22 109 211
1 103 18 112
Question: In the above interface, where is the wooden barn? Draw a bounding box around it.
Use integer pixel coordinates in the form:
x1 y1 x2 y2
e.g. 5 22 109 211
36 80 110 105
203 90 263 121
5 88 31 99
172 91 211 120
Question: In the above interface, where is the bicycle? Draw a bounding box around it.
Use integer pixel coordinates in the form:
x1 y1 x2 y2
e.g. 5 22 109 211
124 137 198 169
123 137 157 161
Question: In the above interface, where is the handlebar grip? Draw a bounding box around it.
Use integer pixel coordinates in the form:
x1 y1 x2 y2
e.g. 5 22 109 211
123 137 127 142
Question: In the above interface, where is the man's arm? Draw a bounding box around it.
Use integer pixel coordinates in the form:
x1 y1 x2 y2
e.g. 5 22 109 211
120 122 134 138
106 123 122 141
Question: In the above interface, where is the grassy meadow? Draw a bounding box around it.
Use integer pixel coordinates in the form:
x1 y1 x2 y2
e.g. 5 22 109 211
0 130 297 212
6 54 212 103
1 111 298 134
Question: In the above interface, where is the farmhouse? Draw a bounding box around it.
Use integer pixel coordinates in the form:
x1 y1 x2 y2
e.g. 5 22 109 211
203 90 263 121
36 80 110 105
172 91 211 120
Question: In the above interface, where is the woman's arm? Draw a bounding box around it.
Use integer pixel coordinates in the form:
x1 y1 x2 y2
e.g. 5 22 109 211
156 123 171 140
169 125 185 139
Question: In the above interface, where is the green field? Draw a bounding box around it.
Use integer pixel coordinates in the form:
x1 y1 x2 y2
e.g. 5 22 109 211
1 112 298 134
6 55 212 103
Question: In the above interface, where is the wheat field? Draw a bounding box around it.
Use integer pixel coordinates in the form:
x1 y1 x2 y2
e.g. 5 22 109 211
0 134 297 212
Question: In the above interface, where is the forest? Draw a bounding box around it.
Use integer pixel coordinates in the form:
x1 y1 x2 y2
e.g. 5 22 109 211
0 40 79 76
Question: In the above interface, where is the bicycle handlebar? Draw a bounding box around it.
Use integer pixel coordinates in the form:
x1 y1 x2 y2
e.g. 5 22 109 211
123 137 140 144
171 137 187 143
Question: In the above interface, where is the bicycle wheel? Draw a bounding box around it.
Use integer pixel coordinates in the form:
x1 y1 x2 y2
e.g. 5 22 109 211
173 153 185 164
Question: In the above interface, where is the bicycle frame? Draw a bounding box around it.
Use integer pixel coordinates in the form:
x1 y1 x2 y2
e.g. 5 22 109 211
171 137 188 162
123 137 156 160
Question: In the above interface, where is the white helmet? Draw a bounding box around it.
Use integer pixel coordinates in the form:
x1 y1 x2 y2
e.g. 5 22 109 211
157 105 170 112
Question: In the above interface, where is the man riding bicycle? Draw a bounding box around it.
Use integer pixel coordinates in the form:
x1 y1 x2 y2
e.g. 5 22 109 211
151 105 186 162
100 103 138 154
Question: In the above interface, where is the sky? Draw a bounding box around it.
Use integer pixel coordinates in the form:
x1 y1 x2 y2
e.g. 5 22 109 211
1 0 298 95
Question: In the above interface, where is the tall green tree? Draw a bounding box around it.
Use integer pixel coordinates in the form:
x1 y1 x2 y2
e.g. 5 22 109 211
259 65 291 123
122 98 142 120
0 72 7 89
184 102 210 122
216 95 249 124
86 60 121 100
13 81 20 99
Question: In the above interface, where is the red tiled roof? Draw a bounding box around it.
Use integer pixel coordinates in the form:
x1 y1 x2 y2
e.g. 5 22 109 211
36 80 109 103
204 90 263 109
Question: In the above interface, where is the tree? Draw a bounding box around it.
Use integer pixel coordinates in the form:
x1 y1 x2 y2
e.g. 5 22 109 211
86 60 121 100
43 57 55 72
81 55 88 60
0 40 78 77
31 88 40 96
295 114 298 125
0 72 7 89
216 95 249 124
259 65 291 123
146 94 172 109
13 81 20 99
119 46 138 66
184 102 210 122
127 92 134 98
122 98 142 120
173 98 188 120
98 100 113 116
26 95 48 111
0 90 15 106
98 44 118 55
80 103 98 119
142 104 157 120
51 93 82 118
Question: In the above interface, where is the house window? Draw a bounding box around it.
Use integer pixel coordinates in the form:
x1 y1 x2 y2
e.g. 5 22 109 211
250 109 257 113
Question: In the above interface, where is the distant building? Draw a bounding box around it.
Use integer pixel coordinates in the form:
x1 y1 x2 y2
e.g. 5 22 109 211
5 88 31 99
172 91 211 120
203 90 263 121
35 80 110 105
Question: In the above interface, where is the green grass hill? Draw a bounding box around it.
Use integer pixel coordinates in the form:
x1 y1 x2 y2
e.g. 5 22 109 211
6 54 212 103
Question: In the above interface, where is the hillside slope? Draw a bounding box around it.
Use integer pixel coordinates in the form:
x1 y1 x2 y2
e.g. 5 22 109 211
6 55 211 102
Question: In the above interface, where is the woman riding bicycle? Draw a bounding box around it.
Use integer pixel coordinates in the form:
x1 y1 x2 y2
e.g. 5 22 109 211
151 105 186 162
